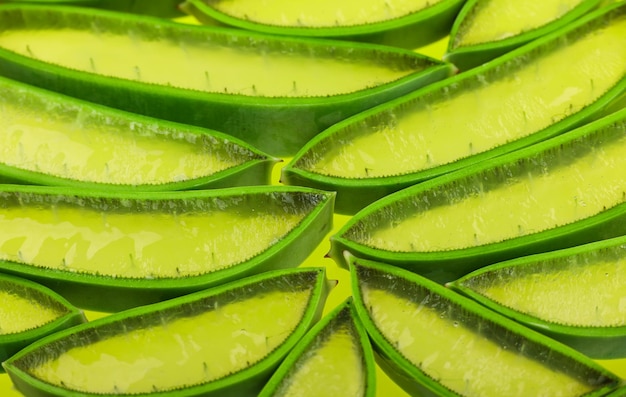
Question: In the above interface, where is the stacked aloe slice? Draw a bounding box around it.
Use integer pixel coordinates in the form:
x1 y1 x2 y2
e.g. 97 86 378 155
1 1 626 397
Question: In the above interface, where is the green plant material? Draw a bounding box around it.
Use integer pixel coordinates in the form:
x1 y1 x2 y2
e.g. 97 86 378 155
0 76 277 190
0 0 184 18
2 267 331 397
445 0 601 70
180 0 465 49
0 184 334 312
0 273 85 369
330 107 626 283
348 253 621 397
258 298 376 397
282 2 626 214
0 4 454 157
448 236 626 359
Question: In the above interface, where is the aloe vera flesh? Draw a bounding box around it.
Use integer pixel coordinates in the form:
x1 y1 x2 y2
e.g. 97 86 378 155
0 78 271 188
292 7 626 180
198 0 444 27
457 242 626 328
0 189 323 279
0 280 70 335
450 0 588 48
264 302 371 397
336 110 626 278
5 269 325 395
354 262 619 397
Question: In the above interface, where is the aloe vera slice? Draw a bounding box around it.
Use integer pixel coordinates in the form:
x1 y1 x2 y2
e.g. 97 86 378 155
448 236 626 359
0 273 85 368
0 184 334 311
180 0 465 49
258 298 376 397
330 107 626 283
0 0 184 18
2 267 330 397
444 0 601 70
0 76 277 190
0 5 453 157
283 2 626 214
347 253 621 397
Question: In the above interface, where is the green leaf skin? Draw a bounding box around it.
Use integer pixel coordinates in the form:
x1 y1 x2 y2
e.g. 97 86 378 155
448 236 626 359
258 298 376 397
444 0 602 70
0 273 85 369
0 4 454 157
2 267 331 397
0 185 334 312
282 2 626 214
180 0 466 49
347 253 621 397
0 0 184 18
0 76 278 191
330 107 626 283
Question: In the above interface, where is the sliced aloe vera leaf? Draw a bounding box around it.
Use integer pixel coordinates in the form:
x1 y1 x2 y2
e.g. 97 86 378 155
0 76 277 190
2 267 330 397
347 253 621 397
0 184 334 312
448 236 626 359
283 2 626 214
330 107 626 283
0 5 453 157
0 0 184 17
0 273 85 368
444 0 601 70
180 0 465 49
258 297 376 397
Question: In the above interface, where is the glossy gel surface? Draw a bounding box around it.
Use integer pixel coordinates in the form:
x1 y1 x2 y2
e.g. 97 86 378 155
0 282 67 335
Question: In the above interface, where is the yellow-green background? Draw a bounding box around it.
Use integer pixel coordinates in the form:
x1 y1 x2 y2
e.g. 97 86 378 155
2 14 626 397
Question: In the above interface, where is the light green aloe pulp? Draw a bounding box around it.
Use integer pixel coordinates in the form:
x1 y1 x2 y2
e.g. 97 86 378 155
274 315 365 397
362 284 596 396
296 14 626 178
0 193 313 278
452 0 585 47
463 248 626 327
0 286 66 334
345 125 626 252
0 26 422 98
0 85 257 185
27 288 312 394
203 0 442 27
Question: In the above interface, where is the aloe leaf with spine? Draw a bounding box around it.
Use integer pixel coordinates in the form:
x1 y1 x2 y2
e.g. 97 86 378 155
444 0 602 70
330 107 626 283
2 267 331 397
180 0 466 49
0 4 454 156
258 298 376 397
0 273 85 368
282 2 626 214
0 185 334 312
348 253 621 397
448 235 626 359
0 76 277 190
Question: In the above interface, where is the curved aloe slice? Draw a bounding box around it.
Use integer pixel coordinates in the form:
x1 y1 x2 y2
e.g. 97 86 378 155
445 0 601 70
448 236 626 359
348 253 621 397
2 267 330 397
283 2 626 214
258 298 376 397
330 107 626 283
180 0 465 49
0 273 85 368
0 76 277 190
0 184 334 311
0 0 184 18
0 5 453 156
